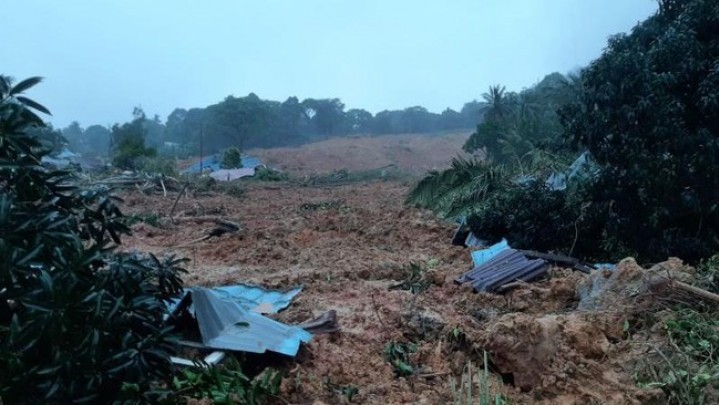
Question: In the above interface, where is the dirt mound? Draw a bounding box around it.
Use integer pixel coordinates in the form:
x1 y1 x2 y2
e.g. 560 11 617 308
248 130 473 176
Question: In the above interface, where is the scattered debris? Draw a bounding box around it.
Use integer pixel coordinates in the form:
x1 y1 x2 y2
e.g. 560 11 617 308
299 310 340 334
299 200 345 212
98 173 183 195
181 154 262 175
176 219 240 247
171 351 227 368
520 250 594 274
402 308 445 340
451 217 484 248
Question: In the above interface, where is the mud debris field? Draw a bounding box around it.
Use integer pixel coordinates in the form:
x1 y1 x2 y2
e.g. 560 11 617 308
122 181 685 404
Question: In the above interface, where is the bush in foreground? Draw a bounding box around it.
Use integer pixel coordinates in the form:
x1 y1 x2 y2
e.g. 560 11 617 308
0 75 187 402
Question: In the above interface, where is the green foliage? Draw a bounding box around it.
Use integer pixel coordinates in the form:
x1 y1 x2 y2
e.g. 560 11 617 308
696 254 719 293
220 146 243 169
172 357 282 405
560 0 719 263
635 309 719 404
110 108 158 170
252 166 289 182
407 157 511 218
137 155 178 177
383 341 418 377
392 262 431 294
62 122 111 157
465 178 617 260
302 167 406 186
450 352 507 405
161 94 482 152
463 74 580 165
0 75 187 402
417 0 719 264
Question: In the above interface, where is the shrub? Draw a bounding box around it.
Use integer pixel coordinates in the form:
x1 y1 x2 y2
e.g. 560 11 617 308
137 155 179 177
0 75 187 402
253 166 289 182
221 147 243 169
172 357 282 405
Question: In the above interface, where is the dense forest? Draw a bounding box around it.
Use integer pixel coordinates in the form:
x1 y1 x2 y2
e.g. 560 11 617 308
58 94 489 158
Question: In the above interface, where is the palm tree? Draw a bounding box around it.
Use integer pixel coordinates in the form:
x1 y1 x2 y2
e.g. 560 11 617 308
481 85 511 121
406 157 512 218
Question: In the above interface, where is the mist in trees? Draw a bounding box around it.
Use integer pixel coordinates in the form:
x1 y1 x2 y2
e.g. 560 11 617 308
58 91 491 157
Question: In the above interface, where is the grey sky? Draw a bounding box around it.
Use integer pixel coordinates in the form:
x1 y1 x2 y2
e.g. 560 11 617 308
3 0 658 128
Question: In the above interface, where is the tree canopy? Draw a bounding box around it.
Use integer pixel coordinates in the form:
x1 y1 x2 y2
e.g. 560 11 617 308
411 0 719 264
0 75 186 402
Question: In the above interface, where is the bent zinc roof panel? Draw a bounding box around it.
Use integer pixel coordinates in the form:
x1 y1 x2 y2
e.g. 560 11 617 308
457 248 548 293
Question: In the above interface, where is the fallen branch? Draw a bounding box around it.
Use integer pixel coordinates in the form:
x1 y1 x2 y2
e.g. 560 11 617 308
673 280 719 303
170 182 189 224
174 219 241 248
519 250 593 274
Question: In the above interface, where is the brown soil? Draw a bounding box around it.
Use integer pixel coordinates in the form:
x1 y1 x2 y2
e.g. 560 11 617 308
121 180 679 404
248 131 474 176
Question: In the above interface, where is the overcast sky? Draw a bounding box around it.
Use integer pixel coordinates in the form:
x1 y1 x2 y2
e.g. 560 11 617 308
3 0 658 128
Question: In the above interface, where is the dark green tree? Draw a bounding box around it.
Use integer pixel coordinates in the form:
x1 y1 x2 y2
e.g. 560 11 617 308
0 75 186 402
561 0 719 262
110 108 157 170
221 146 243 169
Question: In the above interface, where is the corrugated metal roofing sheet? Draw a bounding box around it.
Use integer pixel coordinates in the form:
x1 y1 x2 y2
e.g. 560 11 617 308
471 239 510 267
183 288 312 356
457 248 548 293
211 284 303 314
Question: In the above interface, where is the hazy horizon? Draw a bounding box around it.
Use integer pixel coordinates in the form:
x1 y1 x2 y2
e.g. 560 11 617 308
3 0 658 128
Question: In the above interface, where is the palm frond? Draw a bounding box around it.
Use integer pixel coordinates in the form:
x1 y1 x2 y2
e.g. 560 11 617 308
407 157 512 217
10 76 43 96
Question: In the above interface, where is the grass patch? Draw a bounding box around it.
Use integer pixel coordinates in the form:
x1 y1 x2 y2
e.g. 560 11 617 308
634 309 719 404
301 167 408 186
450 351 508 405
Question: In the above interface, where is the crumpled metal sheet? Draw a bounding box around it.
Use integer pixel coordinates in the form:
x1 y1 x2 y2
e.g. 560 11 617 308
186 288 312 356
470 239 510 267
212 284 303 314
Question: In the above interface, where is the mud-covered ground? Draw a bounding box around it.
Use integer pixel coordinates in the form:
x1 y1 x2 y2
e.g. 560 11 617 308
122 181 679 404
248 130 473 176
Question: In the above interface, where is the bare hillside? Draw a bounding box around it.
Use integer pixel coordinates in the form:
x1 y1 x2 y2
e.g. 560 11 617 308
249 130 474 176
